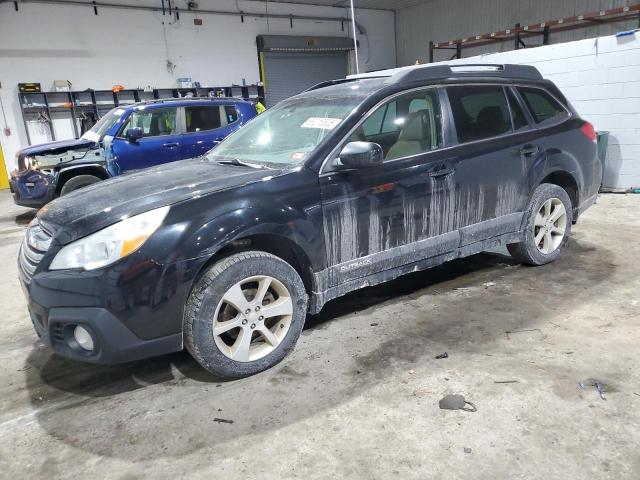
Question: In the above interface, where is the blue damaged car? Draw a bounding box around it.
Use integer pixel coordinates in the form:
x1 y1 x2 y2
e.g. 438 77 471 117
10 97 258 208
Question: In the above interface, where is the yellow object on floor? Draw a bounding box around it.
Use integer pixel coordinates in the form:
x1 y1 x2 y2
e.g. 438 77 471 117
0 142 9 189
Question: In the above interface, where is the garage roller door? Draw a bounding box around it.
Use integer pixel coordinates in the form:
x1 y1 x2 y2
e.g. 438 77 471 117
257 35 354 108
263 52 348 107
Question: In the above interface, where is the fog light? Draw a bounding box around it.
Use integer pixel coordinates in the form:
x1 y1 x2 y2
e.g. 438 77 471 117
73 325 94 351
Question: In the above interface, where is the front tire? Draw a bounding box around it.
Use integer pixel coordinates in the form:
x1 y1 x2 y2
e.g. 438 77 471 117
60 174 101 195
507 183 572 266
184 251 308 379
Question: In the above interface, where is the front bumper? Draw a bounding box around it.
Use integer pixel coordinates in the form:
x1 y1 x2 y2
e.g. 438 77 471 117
27 300 182 364
10 171 56 208
19 252 196 365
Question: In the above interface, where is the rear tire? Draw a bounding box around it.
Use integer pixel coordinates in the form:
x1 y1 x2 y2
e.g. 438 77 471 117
507 183 572 266
184 251 308 379
60 174 101 195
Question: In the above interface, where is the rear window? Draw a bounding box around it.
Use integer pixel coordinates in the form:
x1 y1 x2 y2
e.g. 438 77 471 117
447 85 512 143
517 87 568 125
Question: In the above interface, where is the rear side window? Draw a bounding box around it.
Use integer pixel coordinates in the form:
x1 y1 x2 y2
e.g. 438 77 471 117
224 106 239 124
517 87 568 125
447 86 512 143
185 105 240 133
186 106 221 133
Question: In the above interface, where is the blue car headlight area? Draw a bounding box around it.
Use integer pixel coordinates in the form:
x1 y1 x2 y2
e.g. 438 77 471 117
50 206 170 271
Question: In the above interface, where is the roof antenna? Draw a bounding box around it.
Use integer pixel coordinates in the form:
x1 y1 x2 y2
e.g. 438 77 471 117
349 0 359 74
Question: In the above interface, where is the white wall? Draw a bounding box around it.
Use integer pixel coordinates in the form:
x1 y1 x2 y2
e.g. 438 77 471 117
0 0 395 171
449 32 640 190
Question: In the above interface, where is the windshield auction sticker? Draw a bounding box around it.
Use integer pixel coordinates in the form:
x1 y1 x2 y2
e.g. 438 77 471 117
301 117 341 130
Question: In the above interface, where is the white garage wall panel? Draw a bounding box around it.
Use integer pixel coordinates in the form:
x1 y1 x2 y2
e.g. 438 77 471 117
0 0 395 171
447 32 640 190
396 0 636 66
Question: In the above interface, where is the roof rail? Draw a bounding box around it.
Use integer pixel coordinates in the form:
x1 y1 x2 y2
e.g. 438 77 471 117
385 63 543 85
303 78 360 92
133 96 249 106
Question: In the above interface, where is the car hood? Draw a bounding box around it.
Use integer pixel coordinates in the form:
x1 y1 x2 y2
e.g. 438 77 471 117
20 138 96 157
38 157 282 243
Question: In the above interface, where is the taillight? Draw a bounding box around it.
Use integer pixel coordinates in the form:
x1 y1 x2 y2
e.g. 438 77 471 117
581 122 597 142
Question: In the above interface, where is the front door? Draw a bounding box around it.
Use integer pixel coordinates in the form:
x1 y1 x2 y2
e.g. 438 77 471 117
180 104 243 159
319 87 459 287
110 106 181 174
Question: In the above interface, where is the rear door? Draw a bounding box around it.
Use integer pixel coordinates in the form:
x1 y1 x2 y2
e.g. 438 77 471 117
180 104 242 159
443 84 536 247
110 106 181 174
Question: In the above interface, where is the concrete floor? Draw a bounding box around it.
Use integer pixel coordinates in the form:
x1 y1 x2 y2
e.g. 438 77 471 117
1 190 639 479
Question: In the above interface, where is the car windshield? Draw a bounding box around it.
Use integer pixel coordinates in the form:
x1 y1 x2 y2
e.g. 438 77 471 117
81 107 126 142
206 94 364 168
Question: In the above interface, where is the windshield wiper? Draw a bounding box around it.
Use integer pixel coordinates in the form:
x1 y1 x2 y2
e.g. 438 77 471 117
216 158 270 169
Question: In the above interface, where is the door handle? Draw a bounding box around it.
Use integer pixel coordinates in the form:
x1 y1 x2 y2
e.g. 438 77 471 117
429 167 455 178
520 144 540 156
163 142 179 148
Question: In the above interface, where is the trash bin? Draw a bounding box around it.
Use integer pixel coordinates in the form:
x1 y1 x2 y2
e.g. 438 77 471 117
596 131 609 190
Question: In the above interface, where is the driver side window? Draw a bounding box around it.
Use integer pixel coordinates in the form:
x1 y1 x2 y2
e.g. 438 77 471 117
346 88 443 161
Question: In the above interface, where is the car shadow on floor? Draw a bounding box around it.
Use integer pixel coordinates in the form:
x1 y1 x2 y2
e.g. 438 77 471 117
14 210 36 226
22 238 613 461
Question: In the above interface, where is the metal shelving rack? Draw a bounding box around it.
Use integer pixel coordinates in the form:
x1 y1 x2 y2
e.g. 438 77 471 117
19 84 265 145
428 4 640 62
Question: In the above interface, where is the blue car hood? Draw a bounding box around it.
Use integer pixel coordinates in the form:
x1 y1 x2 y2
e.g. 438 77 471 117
38 157 283 244
20 138 96 157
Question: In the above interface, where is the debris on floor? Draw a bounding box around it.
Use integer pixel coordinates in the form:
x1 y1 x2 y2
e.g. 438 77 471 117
464 447 472 454
578 378 609 400
213 417 234 424
494 380 519 384
439 394 477 412
483 282 496 288
435 352 448 359
505 328 545 340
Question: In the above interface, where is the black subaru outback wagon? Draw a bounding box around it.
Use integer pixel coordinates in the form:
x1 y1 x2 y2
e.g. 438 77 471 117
19 64 601 378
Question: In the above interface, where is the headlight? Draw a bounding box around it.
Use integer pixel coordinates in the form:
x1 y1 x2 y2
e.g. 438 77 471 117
26 217 52 252
50 206 170 271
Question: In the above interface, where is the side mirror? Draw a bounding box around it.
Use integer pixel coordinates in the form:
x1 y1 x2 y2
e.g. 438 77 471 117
125 127 143 142
337 141 383 169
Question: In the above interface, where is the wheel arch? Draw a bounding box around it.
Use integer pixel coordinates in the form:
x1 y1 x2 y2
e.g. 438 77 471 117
192 232 316 299
55 164 110 194
538 170 579 217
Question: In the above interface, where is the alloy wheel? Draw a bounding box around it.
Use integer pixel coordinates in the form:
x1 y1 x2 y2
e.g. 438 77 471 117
212 275 293 362
534 197 567 254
